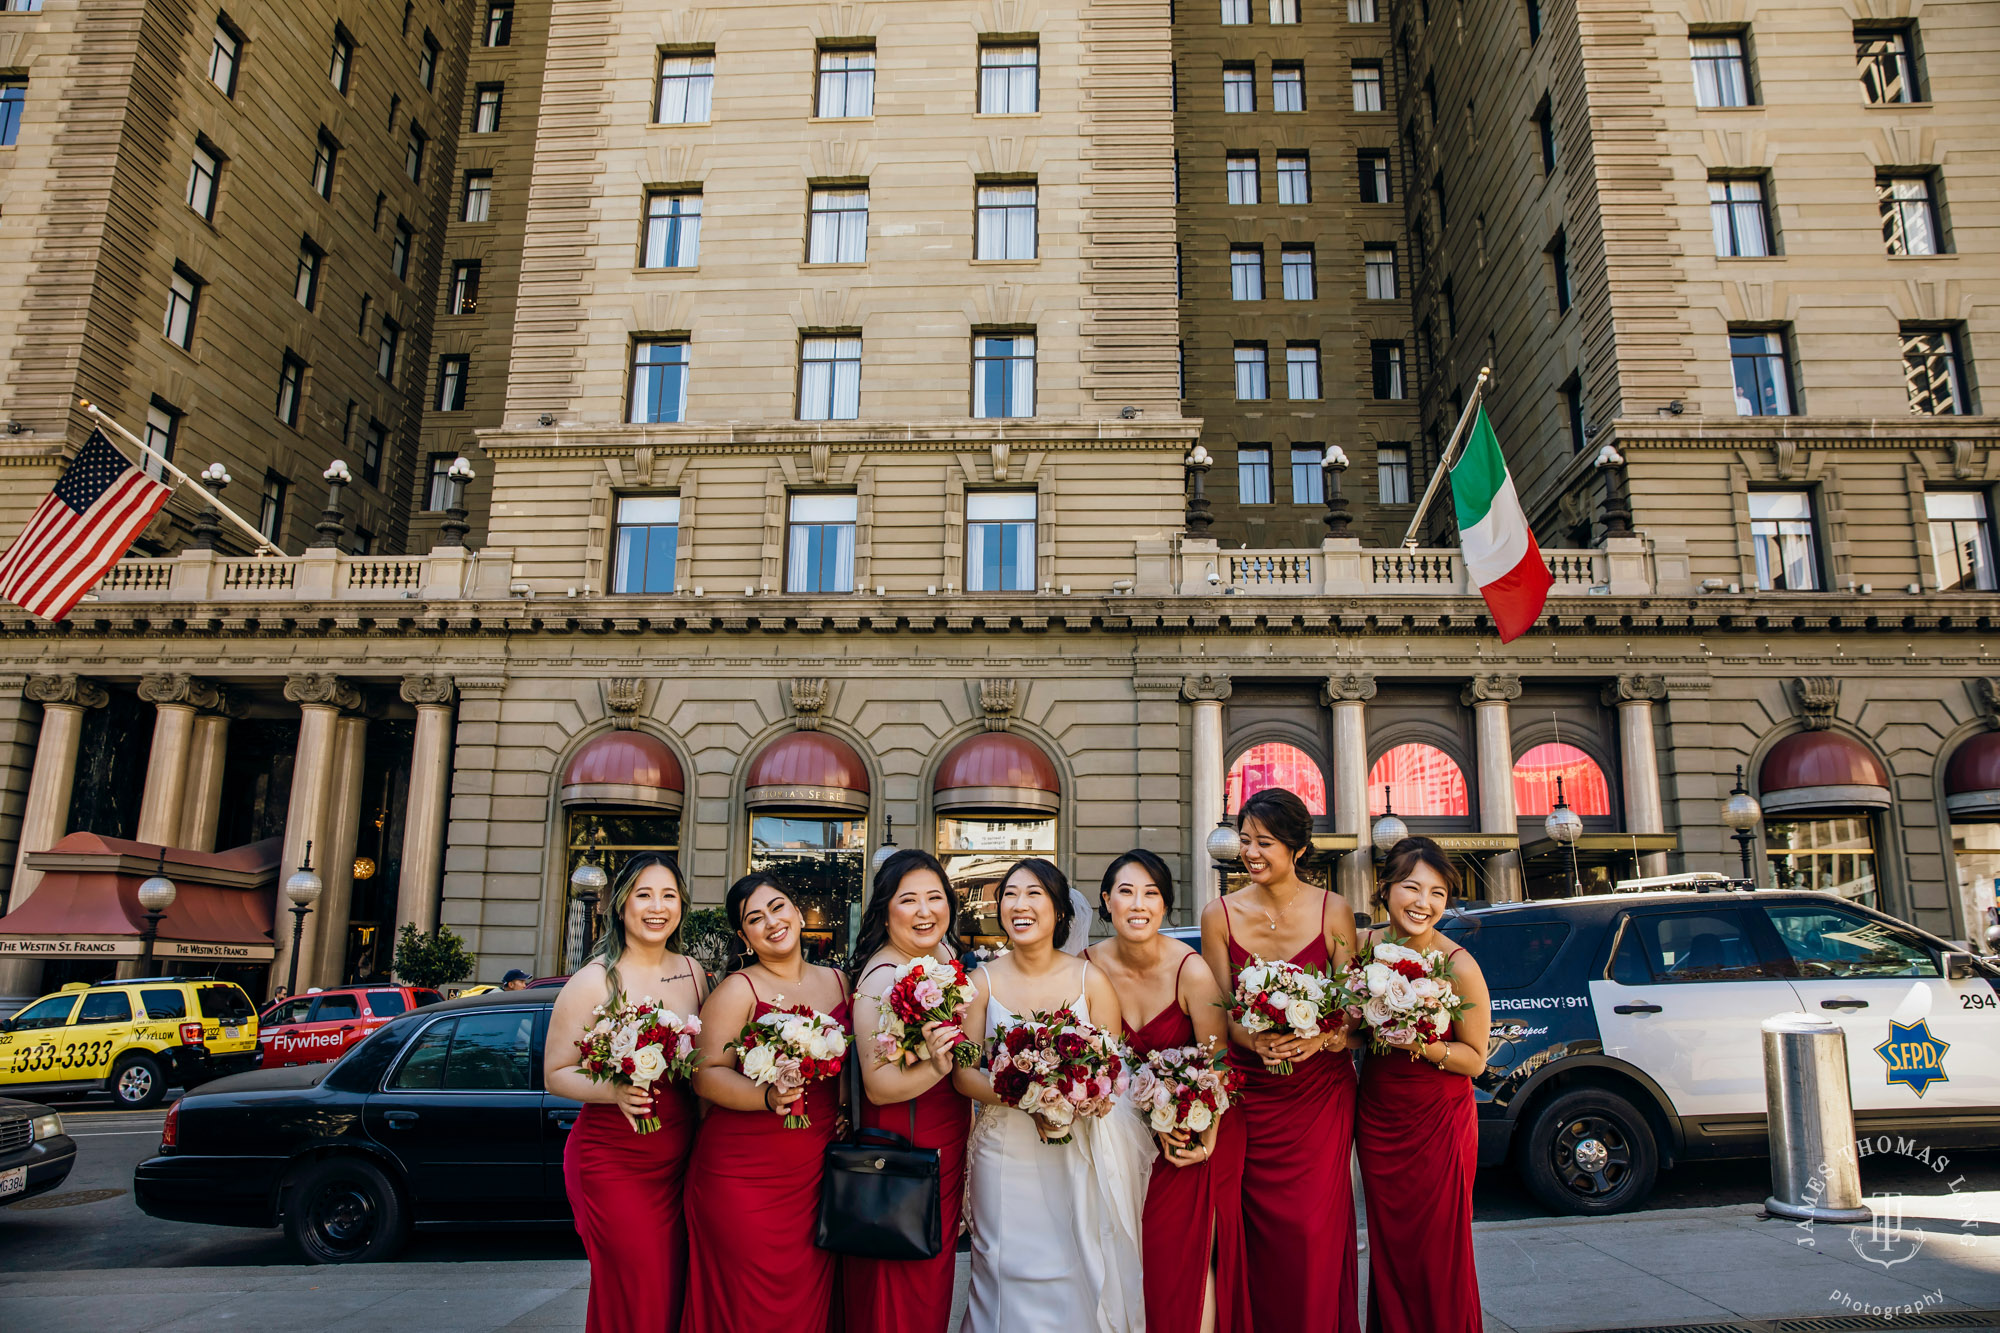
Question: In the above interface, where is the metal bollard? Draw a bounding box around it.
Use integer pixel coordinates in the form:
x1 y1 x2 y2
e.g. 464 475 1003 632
1762 1012 1871 1223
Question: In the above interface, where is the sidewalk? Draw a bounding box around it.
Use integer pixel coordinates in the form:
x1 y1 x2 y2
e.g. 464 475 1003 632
3 1196 1996 1332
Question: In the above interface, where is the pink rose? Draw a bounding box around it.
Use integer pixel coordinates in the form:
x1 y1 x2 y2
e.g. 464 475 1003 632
912 979 946 1010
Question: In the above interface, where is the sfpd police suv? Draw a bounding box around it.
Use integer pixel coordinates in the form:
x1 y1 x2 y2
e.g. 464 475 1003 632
1440 882 1999 1214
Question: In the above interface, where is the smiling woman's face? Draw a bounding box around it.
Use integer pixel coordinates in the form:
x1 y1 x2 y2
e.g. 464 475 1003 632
1102 865 1166 944
1238 816 1298 885
621 865 683 947
886 868 953 956
737 885 803 961
1382 858 1452 937
997 869 1056 947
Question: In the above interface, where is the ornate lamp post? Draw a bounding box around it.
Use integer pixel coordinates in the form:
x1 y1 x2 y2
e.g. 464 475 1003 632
1721 765 1763 885
283 844 323 998
1185 445 1215 539
1371 786 1408 858
1205 816 1240 900
569 826 609 960
1545 775 1585 895
870 812 900 876
439 457 476 547
1595 443 1632 540
1320 445 1352 538
312 459 352 548
191 463 232 551
137 849 178 972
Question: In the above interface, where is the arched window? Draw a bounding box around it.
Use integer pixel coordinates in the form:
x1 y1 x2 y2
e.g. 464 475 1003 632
1512 742 1611 816
1226 742 1327 816
1368 743 1469 816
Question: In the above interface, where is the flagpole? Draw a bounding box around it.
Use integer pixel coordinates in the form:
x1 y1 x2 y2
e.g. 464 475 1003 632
1399 365 1494 551
77 400 283 556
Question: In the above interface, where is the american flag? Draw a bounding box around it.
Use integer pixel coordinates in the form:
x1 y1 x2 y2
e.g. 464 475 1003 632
0 429 172 621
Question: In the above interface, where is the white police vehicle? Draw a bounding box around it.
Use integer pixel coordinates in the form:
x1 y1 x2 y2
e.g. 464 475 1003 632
1437 886 2000 1214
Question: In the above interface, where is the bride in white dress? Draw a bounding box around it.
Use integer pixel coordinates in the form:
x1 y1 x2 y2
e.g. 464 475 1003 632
955 858 1153 1333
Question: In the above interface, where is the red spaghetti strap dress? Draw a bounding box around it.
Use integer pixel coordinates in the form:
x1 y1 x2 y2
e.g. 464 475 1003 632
1356 945 1482 1333
683 979 850 1333
1128 953 1251 1333
563 1080 697 1333
1225 896 1361 1333
842 963 972 1333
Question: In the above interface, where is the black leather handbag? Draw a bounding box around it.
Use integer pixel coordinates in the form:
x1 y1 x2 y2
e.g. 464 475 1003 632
814 1052 943 1260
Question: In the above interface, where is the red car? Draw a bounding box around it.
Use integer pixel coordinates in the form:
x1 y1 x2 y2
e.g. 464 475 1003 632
257 986 442 1068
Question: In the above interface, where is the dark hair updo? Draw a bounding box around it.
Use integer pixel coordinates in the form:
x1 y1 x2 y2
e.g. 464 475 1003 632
1374 836 1463 911
1098 848 1176 923
1237 786 1316 862
848 847 961 981
1000 856 1075 949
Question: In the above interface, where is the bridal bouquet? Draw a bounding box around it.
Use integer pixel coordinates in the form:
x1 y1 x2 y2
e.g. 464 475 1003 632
574 997 703 1134
988 1005 1127 1146
1130 1042 1242 1141
1337 937 1468 1056
872 956 979 1069
730 1001 849 1128
1229 956 1342 1075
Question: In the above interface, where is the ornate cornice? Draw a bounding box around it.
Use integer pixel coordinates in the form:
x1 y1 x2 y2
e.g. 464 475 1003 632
284 672 363 711
25 673 108 709
1462 673 1523 706
399 673 457 708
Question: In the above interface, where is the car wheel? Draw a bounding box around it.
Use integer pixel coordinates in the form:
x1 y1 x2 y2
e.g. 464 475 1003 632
1519 1086 1659 1215
282 1157 410 1264
109 1053 167 1110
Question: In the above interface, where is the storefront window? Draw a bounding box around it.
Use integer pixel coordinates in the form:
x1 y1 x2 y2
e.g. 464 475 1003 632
564 811 682 970
940 815 1058 946
1367 743 1468 816
1512 742 1611 816
1226 742 1327 815
1951 822 2000 945
1765 816 1877 906
749 814 865 967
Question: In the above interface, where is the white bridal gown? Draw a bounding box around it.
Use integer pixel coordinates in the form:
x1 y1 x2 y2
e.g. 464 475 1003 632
960 965 1151 1333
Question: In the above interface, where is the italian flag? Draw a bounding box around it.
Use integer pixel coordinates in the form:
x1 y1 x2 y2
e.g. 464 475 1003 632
1451 406 1552 643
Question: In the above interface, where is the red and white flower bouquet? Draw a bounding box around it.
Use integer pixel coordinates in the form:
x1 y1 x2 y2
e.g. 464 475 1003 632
987 1005 1127 1146
574 998 703 1134
1229 956 1341 1075
871 955 979 1069
1337 937 1468 1056
730 1001 850 1128
1129 1041 1242 1140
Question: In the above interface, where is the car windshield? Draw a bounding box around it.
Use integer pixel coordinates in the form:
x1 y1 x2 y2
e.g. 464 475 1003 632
196 984 255 1024
9 994 79 1030
1440 919 1570 990
321 1011 427 1092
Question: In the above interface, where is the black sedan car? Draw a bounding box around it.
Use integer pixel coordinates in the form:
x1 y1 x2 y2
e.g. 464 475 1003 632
1 1095 76 1205
135 990 581 1262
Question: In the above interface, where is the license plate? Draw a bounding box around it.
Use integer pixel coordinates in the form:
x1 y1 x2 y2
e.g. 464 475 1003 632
0 1167 24 1199
223 1027 238 1040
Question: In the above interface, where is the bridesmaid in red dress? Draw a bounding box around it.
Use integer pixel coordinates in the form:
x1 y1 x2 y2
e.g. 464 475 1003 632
1085 848 1249 1333
843 848 972 1332
547 852 708 1333
1199 787 1361 1333
1355 838 1490 1333
685 873 852 1333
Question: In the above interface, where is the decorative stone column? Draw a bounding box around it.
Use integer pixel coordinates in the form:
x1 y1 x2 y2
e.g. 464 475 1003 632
134 674 221 848
0 674 40 915
1323 672 1376 914
0 675 107 995
1464 673 1524 902
1183 672 1231 911
311 713 370 985
396 674 456 940
1606 674 1670 878
273 673 361 996
177 702 233 855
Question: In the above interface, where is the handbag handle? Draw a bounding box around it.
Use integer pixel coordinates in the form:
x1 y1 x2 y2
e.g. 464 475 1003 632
845 1007 922 1146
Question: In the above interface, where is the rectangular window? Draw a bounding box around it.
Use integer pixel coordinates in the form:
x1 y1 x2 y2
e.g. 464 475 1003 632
186 143 220 219
1432 170 1449 229
644 192 702 268
377 319 400 383
474 85 503 133
1220 0 1250 23
329 26 352 94
613 495 681 594
259 471 286 537
975 183 1037 260
163 269 198 349
1730 328 1793 416
424 453 455 511
418 32 439 91
629 339 690 423
1709 176 1770 256
1691 32 1752 108
1223 65 1255 113
1748 491 1820 591
293 240 321 310
275 355 305 427
392 219 413 280
972 333 1035 418
1226 153 1260 204
1276 152 1309 204
141 401 179 483
1233 343 1268 400
462 172 492 222
1549 228 1571 314
786 492 857 593
1272 64 1304 112
485 1 512 46
1927 492 1995 592
1525 0 1542 43
1378 445 1411 503
1290 447 1324 504
1286 343 1321 400
449 261 480 314
979 44 1039 113
350 527 373 557
209 19 240 96
1229 247 1263 301
361 420 385 485
437 355 468 411
1857 25 1921 104
799 336 861 420
404 123 426 182
808 187 869 263
1879 173 1942 255
657 54 715 124
1237 446 1273 504
1534 99 1557 172
1364 244 1396 299
967 491 1036 592
1903 326 1969 416
1563 376 1586 453
1351 62 1384 112
311 131 337 199
1349 0 1378 19
1371 340 1405 399
1358 150 1391 203
1281 246 1315 300
817 47 874 118
1269 0 1298 22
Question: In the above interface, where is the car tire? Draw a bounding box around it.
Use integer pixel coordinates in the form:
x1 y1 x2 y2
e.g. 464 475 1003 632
282 1157 410 1264
1519 1086 1660 1216
109 1053 167 1110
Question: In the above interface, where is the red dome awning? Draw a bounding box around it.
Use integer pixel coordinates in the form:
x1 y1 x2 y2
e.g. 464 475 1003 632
934 733 1061 815
745 731 869 814
1945 731 2000 818
0 833 279 962
1759 731 1891 815
560 731 685 811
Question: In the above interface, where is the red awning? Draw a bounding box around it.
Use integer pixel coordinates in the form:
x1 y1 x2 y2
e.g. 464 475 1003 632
745 732 869 814
0 833 280 962
560 731 686 811
1759 732 1891 816
1945 731 2000 819
934 733 1060 814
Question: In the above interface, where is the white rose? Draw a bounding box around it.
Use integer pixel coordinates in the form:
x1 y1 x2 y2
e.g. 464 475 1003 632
1383 974 1418 1014
1363 962 1394 996
1018 1082 1047 1113
630 1046 667 1084
1185 1102 1214 1133
1285 999 1322 1034
1242 1011 1273 1034
610 1027 639 1060
1374 942 1418 965
1362 998 1394 1031
741 1044 778 1083
1039 1097 1076 1128
808 1030 842 1061
1149 1102 1178 1133
1410 977 1443 1003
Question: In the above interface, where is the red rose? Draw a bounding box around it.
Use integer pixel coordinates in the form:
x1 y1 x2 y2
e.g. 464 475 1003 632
621 1056 636 1074
1055 1032 1086 1059
1004 1027 1035 1055
1391 958 1427 981
993 1066 1029 1103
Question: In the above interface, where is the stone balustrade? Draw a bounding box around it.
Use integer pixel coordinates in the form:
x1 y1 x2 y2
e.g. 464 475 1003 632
1171 537 1653 598
87 546 512 604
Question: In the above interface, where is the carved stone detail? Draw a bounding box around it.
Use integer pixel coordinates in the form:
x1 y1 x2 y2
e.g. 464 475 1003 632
1974 678 2000 732
1321 672 1377 704
1180 671 1232 704
1791 676 1840 731
24 674 108 710
284 672 363 712
137 672 223 711
979 677 1019 731
1602 674 1668 707
1461 672 1522 706
400 673 458 708
790 677 829 730
604 677 644 729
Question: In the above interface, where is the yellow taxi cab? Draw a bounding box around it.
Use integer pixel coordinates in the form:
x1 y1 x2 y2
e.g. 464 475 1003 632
0 976 261 1109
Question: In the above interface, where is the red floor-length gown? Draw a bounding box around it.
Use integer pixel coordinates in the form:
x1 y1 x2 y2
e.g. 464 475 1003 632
1225 896 1361 1333
1128 953 1251 1333
683 984 851 1333
1356 947 1482 1333
840 1056 970 1330
564 1080 696 1333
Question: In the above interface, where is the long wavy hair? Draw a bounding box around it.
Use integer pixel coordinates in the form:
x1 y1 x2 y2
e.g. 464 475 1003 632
848 847 961 982
585 851 687 1006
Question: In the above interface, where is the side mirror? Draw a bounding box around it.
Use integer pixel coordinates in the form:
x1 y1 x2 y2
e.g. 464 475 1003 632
0 1018 13 1033
1942 951 1979 982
